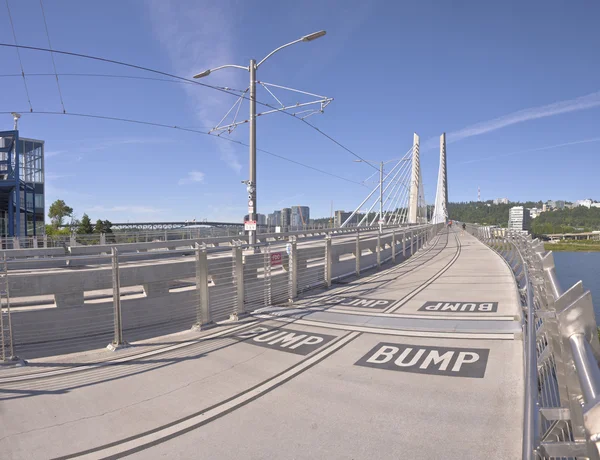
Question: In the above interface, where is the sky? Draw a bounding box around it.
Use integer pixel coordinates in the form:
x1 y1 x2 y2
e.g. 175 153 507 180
1 0 599 223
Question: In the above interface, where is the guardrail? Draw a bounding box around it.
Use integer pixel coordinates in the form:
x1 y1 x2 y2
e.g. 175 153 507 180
0 223 443 362
0 223 405 249
467 224 600 460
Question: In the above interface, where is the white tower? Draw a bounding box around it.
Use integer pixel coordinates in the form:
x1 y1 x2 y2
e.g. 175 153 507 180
408 133 420 224
431 133 448 224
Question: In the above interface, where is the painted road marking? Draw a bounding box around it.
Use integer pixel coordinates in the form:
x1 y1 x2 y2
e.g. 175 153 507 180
418 301 499 313
355 342 490 378
235 327 336 355
324 296 394 309
63 331 362 459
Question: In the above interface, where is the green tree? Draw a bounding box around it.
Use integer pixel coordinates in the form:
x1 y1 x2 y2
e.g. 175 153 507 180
48 199 73 227
94 219 113 234
77 213 94 234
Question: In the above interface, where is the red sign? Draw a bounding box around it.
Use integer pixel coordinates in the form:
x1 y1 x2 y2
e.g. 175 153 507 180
270 252 283 266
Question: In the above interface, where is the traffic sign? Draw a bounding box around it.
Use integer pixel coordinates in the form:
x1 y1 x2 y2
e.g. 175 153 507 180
270 252 283 266
244 220 257 231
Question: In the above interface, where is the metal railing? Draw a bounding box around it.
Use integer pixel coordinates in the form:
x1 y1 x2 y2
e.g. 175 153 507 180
0 223 443 362
468 224 600 460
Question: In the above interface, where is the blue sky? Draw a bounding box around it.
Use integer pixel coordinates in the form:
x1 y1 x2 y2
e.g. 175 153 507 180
1 0 599 222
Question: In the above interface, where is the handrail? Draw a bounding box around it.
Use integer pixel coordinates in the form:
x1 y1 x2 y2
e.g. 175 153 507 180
467 223 600 459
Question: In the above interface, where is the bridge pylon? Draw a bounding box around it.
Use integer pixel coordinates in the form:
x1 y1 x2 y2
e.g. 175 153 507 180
431 133 448 224
408 133 420 224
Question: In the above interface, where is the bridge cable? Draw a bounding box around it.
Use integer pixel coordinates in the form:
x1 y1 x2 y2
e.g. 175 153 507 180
4 1 33 112
0 43 377 169
0 110 367 187
38 0 66 113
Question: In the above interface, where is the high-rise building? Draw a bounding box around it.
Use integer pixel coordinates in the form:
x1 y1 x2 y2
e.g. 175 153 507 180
256 213 266 225
0 129 45 237
508 206 531 232
281 208 291 229
290 206 310 229
271 210 281 227
334 210 359 227
493 198 509 205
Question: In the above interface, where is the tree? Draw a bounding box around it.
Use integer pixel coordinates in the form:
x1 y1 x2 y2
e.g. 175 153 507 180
94 219 113 234
48 199 73 227
77 213 94 234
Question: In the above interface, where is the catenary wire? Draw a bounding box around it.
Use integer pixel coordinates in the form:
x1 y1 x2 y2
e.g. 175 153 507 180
4 1 32 111
0 110 367 187
38 0 66 113
0 42 378 169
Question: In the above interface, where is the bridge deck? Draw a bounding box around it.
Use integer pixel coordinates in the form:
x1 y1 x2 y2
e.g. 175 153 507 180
0 229 524 459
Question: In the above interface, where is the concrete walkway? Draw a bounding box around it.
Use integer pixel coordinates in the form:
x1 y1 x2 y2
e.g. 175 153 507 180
0 229 524 459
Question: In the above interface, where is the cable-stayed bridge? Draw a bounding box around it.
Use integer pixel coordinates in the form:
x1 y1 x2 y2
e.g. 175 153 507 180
1 133 600 460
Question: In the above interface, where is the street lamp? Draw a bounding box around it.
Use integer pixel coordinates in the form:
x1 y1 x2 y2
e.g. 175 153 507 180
194 30 327 246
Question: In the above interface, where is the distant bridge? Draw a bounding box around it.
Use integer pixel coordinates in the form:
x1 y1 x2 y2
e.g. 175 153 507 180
60 221 246 230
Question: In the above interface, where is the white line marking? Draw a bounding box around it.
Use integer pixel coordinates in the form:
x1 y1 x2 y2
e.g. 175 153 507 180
73 331 361 459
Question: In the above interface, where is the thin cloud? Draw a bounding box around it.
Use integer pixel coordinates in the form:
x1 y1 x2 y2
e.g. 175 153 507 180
424 90 600 149
146 0 243 174
45 150 68 158
178 170 205 185
457 137 600 165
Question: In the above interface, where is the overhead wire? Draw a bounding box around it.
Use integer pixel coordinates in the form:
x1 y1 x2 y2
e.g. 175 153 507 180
38 0 66 113
0 42 378 169
0 110 367 187
0 72 247 91
4 1 32 112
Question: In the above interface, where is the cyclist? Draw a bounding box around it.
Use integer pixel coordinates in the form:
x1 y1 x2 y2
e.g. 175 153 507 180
461 222 466 235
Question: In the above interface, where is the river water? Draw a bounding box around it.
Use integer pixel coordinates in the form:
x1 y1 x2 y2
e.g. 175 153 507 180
553 252 600 324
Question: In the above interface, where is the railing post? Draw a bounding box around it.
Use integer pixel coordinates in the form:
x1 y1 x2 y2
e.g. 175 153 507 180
108 247 125 349
43 234 47 248
402 231 406 257
355 231 361 276
289 238 298 301
233 244 244 317
376 232 381 267
392 230 396 262
325 235 332 288
0 253 16 362
100 233 106 245
13 237 19 250
194 242 211 328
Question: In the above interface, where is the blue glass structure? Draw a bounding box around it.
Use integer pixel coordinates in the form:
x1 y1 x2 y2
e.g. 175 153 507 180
0 130 45 237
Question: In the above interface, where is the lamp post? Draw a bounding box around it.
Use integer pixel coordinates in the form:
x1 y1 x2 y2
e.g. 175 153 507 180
194 30 326 246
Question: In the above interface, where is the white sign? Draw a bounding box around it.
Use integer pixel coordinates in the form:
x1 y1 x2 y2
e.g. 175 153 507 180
244 220 257 231
235 327 335 355
355 342 489 378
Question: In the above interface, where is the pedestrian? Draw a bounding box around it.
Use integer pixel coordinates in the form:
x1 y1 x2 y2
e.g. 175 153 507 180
461 223 466 235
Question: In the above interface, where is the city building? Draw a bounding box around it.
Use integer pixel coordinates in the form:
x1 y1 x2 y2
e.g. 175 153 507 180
290 206 310 229
493 198 509 205
0 128 45 237
281 208 291 229
555 200 565 210
542 204 547 212
508 206 531 232
592 202 600 209
334 210 359 227
529 207 541 219
271 210 281 227
256 213 266 226
575 199 592 208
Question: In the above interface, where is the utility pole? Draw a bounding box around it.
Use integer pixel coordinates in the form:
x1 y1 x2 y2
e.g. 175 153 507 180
379 161 384 232
193 31 327 248
248 59 257 245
